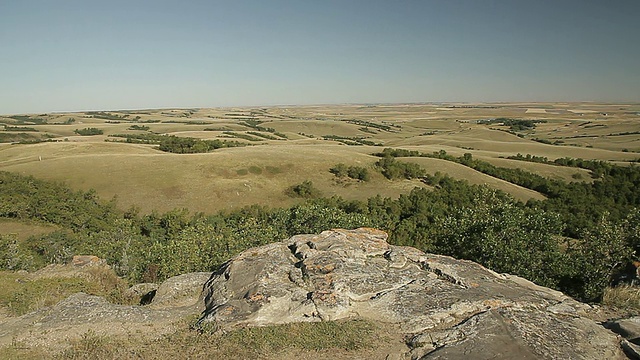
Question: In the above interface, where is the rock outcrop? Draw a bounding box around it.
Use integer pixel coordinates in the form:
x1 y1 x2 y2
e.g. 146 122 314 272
0 268 208 350
198 228 625 359
0 228 631 358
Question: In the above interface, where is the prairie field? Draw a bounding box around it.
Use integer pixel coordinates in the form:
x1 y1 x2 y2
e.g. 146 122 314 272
1 102 638 216
0 219 57 241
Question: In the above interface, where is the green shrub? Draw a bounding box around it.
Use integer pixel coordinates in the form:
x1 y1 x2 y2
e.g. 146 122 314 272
158 136 245 153
285 181 323 199
0 234 33 270
25 230 80 266
375 156 425 180
127 125 150 131
330 164 370 181
3 125 38 132
74 128 104 136
564 214 633 302
431 189 568 290
286 203 374 235
329 163 348 178
347 166 370 181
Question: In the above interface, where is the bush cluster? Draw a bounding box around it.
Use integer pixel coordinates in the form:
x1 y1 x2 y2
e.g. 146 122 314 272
285 181 323 199
375 156 425 180
377 148 640 237
478 118 547 131
127 125 150 131
74 128 104 136
330 164 370 181
158 136 246 153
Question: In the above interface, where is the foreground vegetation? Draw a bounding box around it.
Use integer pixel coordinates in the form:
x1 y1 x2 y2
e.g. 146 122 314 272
2 146 640 303
0 268 129 316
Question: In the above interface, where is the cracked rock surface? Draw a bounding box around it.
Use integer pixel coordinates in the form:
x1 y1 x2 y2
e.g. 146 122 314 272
199 228 625 359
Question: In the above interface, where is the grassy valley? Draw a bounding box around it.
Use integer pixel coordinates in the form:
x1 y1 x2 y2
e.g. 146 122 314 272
1 103 638 214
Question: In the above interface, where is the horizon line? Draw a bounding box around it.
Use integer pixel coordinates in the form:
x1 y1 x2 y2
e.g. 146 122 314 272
4 100 639 116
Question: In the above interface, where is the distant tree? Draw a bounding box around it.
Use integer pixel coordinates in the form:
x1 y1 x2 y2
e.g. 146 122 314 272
375 156 425 180
347 166 370 181
330 163 349 178
285 181 323 199
128 125 150 131
158 136 245 153
74 127 103 136
330 164 370 181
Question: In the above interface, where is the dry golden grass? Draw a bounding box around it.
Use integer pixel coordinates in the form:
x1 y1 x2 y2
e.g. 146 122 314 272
0 317 405 360
602 284 640 312
0 219 57 241
0 141 416 213
1 103 638 214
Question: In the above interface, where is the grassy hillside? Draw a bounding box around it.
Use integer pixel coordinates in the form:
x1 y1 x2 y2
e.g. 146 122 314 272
0 219 57 241
0 142 421 214
482 157 593 183
400 157 546 202
1 103 638 215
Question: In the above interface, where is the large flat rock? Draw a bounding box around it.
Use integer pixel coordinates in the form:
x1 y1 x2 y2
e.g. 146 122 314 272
198 228 625 359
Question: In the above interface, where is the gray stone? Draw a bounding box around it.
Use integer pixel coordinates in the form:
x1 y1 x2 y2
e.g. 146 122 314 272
150 272 210 309
198 228 625 359
607 316 640 341
0 272 211 350
606 317 640 359
125 283 158 299
0 228 630 358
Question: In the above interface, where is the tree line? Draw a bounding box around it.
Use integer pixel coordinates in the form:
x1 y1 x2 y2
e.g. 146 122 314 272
374 148 640 238
107 134 247 153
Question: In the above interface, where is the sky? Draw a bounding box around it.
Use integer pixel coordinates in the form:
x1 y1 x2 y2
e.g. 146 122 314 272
0 0 639 114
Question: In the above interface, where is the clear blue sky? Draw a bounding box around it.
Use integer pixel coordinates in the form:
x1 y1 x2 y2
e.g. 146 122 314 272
1 0 638 114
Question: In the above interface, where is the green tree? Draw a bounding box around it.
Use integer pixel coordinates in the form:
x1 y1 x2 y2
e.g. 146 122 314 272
286 203 374 235
565 213 632 302
431 189 568 290
285 181 323 199
347 166 370 181
330 163 348 178
74 128 104 136
80 218 143 277
375 156 424 180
